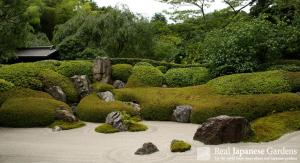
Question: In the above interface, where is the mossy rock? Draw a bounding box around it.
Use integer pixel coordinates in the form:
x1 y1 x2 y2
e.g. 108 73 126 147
95 124 119 133
49 120 86 130
0 97 70 127
112 64 133 82
128 122 148 132
170 140 191 152
92 82 114 92
126 66 164 87
0 79 15 92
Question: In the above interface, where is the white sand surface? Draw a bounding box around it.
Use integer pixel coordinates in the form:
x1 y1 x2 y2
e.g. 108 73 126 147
0 121 299 163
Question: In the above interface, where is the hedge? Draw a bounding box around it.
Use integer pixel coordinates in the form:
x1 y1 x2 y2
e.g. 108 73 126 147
0 97 70 127
165 67 210 87
112 64 133 82
92 82 114 92
56 60 93 79
134 62 152 67
208 70 291 95
126 66 164 87
77 94 135 122
0 79 14 92
286 72 300 92
39 69 78 103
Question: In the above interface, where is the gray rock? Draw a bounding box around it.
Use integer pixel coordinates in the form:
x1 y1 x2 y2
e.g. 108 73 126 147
55 106 78 122
97 91 115 102
162 84 168 88
135 142 159 155
113 80 125 89
123 102 141 115
45 86 66 102
70 103 77 115
52 126 62 132
296 92 300 96
93 57 112 83
70 75 91 98
105 111 128 131
193 115 252 145
172 105 192 123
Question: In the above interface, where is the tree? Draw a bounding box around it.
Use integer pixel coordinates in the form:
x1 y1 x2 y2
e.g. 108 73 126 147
151 13 167 23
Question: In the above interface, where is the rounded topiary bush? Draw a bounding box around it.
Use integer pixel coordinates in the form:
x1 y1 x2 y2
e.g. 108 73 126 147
134 62 152 67
165 67 210 87
0 79 14 92
39 69 78 103
208 70 291 95
112 64 133 82
56 61 92 79
0 97 70 127
92 82 114 92
77 94 135 122
126 66 164 87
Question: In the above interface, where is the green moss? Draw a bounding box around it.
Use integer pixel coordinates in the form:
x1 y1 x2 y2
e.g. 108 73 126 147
0 97 69 127
126 66 164 87
128 122 148 132
39 69 78 103
49 120 86 130
56 61 92 79
208 70 291 95
247 111 300 142
112 64 133 82
170 140 191 152
156 66 168 73
92 82 114 92
134 62 152 67
95 124 119 133
286 72 300 92
0 79 14 92
77 94 135 122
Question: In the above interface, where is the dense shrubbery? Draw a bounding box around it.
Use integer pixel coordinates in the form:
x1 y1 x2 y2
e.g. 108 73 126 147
134 62 152 67
56 60 93 79
165 67 210 87
112 64 133 82
92 82 114 92
0 97 69 127
77 94 135 122
208 71 291 95
39 69 78 103
0 79 14 92
126 66 164 87
286 72 300 92
156 66 168 73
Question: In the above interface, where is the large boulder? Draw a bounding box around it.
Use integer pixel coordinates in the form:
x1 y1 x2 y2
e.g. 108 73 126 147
55 106 78 122
105 111 128 131
193 115 252 145
93 57 112 83
123 102 141 115
45 86 67 102
70 75 91 98
113 80 125 89
97 91 115 102
172 105 192 123
135 142 159 155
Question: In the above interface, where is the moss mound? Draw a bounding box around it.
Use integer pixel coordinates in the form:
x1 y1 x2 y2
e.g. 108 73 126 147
49 120 86 130
208 70 291 95
112 64 133 82
170 140 191 152
128 122 148 132
95 124 119 133
0 79 14 92
56 61 92 79
0 97 69 127
92 82 114 92
247 111 300 142
77 94 135 122
134 62 152 67
39 69 78 103
126 66 164 87
286 72 300 92
156 66 168 73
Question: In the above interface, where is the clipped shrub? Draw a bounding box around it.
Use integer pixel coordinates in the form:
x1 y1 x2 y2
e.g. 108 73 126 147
39 69 78 103
156 66 168 73
77 94 135 122
126 66 164 87
112 64 133 82
33 60 61 70
208 70 291 95
165 67 210 87
49 120 86 130
286 72 300 92
95 124 119 133
170 140 191 152
92 82 114 92
248 111 300 142
56 61 92 79
190 93 300 124
0 79 14 92
0 97 70 127
134 62 152 67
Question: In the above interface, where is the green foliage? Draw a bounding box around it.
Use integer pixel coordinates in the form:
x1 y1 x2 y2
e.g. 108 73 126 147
286 72 300 92
0 79 15 92
49 120 86 130
153 35 182 61
126 66 164 87
247 111 300 142
112 64 133 82
95 124 119 133
134 62 153 67
77 94 135 122
170 140 191 152
156 66 168 73
0 97 69 127
39 69 78 103
92 82 114 92
165 67 210 87
56 61 93 79
128 122 148 132
266 60 300 72
208 70 291 95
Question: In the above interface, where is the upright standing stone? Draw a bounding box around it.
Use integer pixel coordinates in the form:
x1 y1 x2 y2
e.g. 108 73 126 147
70 75 91 98
93 57 112 83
